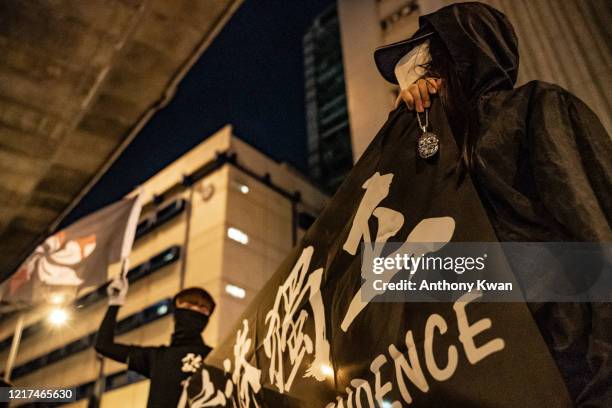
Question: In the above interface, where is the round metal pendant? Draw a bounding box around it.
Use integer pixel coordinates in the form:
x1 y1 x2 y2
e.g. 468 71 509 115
417 132 440 159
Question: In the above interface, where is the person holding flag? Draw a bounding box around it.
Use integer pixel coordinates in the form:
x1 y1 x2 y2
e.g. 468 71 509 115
95 274 215 408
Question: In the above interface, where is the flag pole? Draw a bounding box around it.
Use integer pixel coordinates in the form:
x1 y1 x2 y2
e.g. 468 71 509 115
89 354 105 408
3 313 25 383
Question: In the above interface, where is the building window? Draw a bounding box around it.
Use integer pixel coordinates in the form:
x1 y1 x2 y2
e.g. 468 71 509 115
227 227 249 245
225 284 246 299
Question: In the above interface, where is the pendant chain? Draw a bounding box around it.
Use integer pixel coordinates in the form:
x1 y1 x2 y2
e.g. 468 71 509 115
416 109 429 133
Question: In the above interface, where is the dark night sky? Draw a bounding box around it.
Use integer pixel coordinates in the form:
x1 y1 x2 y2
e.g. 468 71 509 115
65 0 334 224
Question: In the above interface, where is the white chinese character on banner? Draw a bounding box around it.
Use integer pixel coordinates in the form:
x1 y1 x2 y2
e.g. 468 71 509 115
341 172 456 332
343 172 404 257
263 246 331 393
178 319 261 408
230 319 262 407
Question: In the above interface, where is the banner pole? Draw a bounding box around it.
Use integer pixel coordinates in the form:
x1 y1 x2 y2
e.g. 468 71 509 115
3 313 25 383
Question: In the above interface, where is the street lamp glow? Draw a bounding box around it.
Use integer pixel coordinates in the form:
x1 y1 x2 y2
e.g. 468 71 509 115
239 184 250 194
48 308 69 326
320 363 334 378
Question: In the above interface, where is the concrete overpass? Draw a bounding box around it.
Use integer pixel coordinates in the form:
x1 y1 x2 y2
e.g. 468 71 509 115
0 0 243 281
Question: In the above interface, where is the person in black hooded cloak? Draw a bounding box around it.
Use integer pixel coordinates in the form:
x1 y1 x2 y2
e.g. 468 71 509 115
374 2 611 406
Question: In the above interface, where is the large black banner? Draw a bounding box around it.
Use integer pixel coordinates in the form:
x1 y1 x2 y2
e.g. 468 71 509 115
179 100 572 407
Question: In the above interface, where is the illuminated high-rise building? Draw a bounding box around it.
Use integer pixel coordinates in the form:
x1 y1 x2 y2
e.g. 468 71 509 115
303 4 353 194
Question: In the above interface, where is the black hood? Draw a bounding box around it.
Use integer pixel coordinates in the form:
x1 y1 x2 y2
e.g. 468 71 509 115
375 2 519 98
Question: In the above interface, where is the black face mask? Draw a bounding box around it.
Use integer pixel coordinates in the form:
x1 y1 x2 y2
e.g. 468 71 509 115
171 308 209 346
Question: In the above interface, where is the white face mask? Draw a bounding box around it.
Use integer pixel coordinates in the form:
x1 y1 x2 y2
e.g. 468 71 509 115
394 40 431 91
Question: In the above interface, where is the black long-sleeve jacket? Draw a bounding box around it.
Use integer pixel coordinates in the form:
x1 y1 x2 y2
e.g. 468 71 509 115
94 305 130 362
94 306 211 408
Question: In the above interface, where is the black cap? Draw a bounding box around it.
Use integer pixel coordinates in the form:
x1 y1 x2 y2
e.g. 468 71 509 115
374 26 435 84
